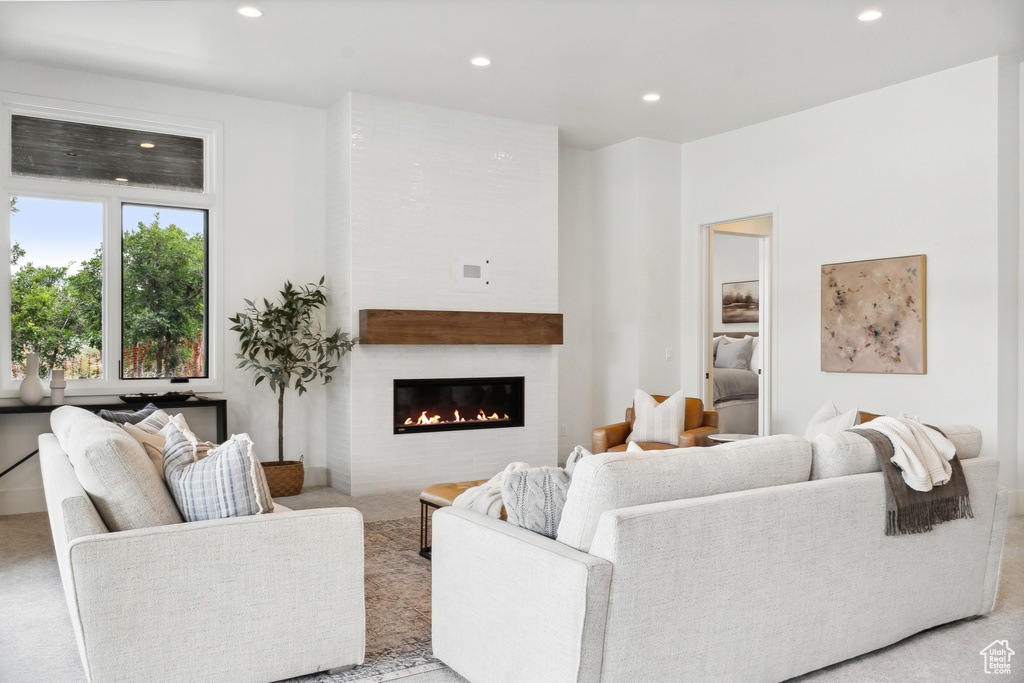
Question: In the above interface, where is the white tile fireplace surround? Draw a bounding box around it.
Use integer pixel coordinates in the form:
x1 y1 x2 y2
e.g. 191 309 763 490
325 93 560 495
335 345 557 495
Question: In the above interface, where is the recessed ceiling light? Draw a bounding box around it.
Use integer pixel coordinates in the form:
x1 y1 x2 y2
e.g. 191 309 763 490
115 177 129 182
643 93 661 102
140 142 155 149
471 56 491 67
858 9 882 21
237 6 262 18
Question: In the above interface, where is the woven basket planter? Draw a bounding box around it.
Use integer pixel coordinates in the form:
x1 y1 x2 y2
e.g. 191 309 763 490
261 460 304 498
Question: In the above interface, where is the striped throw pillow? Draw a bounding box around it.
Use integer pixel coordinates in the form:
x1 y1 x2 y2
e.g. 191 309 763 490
98 402 159 425
130 408 173 436
627 389 687 445
162 424 273 522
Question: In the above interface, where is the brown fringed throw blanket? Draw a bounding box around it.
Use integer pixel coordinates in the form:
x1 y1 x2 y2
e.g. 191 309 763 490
850 427 973 536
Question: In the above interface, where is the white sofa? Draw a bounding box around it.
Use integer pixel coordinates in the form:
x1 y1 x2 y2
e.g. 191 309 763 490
39 405 365 683
431 431 1009 683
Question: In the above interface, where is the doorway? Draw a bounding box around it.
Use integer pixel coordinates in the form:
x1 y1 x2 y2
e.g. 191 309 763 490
701 215 773 435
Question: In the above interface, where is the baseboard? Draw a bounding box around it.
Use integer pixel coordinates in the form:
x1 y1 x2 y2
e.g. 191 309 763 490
304 465 327 487
0 486 46 515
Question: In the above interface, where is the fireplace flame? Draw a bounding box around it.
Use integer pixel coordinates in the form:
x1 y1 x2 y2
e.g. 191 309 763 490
400 408 510 427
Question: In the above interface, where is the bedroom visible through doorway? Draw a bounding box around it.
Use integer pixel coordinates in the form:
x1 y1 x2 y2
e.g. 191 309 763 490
703 215 772 436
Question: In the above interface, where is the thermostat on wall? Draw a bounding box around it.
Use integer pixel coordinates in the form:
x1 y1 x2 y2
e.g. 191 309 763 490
453 254 491 292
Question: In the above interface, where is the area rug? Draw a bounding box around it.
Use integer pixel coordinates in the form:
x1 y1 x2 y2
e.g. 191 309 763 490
283 516 452 682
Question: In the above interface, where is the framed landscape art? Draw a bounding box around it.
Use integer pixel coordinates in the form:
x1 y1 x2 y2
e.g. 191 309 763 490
722 280 759 324
821 254 926 374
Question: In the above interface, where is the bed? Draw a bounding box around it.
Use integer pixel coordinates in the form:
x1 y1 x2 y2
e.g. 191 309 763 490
712 332 760 434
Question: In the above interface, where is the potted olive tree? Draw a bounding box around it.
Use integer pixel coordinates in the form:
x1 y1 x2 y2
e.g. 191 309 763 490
229 277 356 497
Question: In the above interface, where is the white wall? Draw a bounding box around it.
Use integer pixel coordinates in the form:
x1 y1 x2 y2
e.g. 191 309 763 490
326 94 560 494
589 138 682 429
637 139 683 395
591 140 640 425
713 233 760 333
1018 60 1024 517
558 147 596 461
677 57 1020 509
0 61 329 513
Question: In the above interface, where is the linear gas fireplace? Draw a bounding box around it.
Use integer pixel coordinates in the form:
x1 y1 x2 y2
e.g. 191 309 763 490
394 376 525 434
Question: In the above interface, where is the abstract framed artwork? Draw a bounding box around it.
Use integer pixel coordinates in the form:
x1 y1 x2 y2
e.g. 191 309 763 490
821 254 926 374
722 280 759 324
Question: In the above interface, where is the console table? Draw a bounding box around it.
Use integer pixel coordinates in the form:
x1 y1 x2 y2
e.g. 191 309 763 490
0 398 227 480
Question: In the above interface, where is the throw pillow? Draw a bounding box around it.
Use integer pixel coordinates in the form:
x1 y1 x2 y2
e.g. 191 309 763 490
565 445 592 476
501 466 571 538
49 405 182 531
810 423 983 480
714 336 753 369
628 389 687 445
626 441 644 452
131 408 173 436
162 424 273 522
804 400 860 440
98 402 159 425
124 413 192 477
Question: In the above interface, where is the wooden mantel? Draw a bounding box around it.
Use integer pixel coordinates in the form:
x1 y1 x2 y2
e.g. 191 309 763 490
359 309 563 345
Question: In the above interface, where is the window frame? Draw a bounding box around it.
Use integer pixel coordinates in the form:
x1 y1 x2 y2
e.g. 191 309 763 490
1 94 224 397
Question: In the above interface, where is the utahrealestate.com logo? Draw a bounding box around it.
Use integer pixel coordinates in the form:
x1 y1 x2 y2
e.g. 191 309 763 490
980 640 1015 675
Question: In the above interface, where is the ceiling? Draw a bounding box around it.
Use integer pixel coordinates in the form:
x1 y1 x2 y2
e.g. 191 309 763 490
0 0 1022 150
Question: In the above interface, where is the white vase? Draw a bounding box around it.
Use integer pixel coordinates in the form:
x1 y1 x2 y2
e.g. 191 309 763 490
49 368 67 405
19 352 44 406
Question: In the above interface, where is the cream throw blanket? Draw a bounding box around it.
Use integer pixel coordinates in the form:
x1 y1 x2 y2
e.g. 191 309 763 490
452 462 529 517
864 416 956 491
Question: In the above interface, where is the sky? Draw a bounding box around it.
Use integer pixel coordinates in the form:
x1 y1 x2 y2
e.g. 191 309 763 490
10 196 204 273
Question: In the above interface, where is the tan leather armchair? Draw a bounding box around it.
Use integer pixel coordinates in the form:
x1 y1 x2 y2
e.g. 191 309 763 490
592 395 719 452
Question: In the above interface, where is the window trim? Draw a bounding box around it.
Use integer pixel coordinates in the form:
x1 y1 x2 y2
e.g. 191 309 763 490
1 94 224 397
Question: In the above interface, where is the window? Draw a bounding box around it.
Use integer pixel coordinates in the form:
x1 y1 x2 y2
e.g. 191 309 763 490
121 204 208 379
10 197 103 379
3 98 221 396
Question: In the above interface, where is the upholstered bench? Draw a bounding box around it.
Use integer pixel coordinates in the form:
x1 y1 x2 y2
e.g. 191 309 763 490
419 480 507 559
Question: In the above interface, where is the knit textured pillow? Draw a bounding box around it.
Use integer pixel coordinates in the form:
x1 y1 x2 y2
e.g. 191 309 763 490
627 389 687 445
501 466 571 538
162 424 273 522
98 402 159 425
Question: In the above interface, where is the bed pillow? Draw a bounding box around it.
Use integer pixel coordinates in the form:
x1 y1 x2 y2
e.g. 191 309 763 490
501 466 571 538
712 335 728 360
98 402 159 425
162 424 273 522
714 336 753 369
628 389 687 444
804 400 859 440
749 337 762 374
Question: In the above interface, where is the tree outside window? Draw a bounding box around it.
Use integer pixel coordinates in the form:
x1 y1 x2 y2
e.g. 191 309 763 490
121 205 207 378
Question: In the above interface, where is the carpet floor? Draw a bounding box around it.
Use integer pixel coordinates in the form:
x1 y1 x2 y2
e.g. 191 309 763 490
1 490 1020 683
